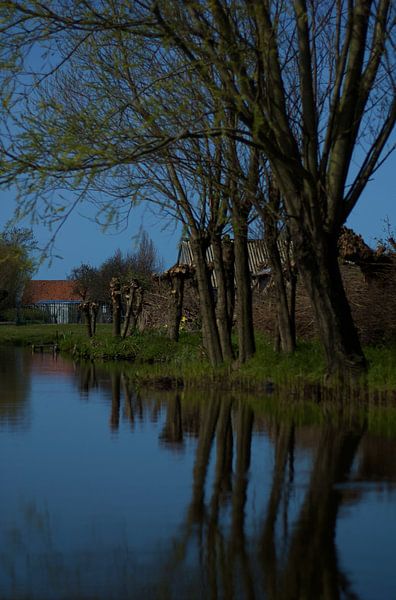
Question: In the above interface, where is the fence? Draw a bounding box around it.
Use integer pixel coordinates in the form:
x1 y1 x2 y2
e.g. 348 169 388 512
22 301 111 325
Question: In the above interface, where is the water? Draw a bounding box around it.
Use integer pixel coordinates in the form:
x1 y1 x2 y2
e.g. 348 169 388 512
1 347 396 599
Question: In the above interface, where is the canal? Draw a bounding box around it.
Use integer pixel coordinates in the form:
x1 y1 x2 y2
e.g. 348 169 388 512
1 347 395 599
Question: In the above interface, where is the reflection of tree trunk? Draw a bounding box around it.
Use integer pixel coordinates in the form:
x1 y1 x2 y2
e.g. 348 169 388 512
212 235 234 360
121 373 134 428
209 398 234 522
232 401 254 542
136 392 143 421
110 371 121 431
260 423 295 600
189 398 220 522
159 397 221 593
79 361 97 394
205 398 234 600
160 395 184 450
229 401 255 599
190 236 223 366
278 424 364 600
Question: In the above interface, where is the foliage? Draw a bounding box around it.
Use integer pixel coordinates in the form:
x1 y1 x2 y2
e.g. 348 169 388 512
0 227 36 309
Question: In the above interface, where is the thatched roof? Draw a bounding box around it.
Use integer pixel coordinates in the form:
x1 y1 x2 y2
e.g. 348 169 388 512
178 239 291 281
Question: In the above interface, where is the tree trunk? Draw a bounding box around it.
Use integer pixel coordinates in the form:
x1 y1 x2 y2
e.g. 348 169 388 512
110 277 122 337
190 236 223 367
266 225 296 353
129 287 144 332
168 274 185 342
211 234 234 360
80 302 93 338
233 214 255 363
273 324 281 353
121 282 138 339
90 302 99 336
222 236 235 332
288 267 297 346
293 229 367 379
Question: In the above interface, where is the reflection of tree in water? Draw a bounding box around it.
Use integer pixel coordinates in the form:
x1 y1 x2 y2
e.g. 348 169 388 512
74 365 154 432
160 394 184 451
158 394 365 599
59 365 395 597
76 360 97 396
109 371 151 432
110 370 121 431
261 423 364 600
0 347 31 429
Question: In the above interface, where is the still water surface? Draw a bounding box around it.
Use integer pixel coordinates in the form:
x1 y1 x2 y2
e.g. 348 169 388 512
1 347 396 599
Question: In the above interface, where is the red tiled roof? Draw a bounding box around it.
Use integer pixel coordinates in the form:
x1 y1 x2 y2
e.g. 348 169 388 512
22 280 80 304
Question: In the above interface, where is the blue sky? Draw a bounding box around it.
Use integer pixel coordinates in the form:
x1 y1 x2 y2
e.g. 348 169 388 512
0 148 395 279
0 188 181 278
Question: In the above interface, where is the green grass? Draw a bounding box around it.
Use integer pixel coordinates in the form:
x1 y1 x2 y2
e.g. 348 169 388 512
59 328 204 363
0 323 395 391
365 345 396 389
235 336 326 385
0 323 112 346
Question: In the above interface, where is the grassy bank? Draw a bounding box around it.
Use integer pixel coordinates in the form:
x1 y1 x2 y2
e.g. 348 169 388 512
1 323 395 391
0 323 112 346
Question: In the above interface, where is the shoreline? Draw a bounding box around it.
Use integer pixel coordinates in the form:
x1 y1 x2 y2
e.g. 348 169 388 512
0 323 395 393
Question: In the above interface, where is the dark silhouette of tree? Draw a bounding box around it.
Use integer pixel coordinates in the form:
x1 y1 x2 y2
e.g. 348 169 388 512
0 227 36 311
69 232 161 303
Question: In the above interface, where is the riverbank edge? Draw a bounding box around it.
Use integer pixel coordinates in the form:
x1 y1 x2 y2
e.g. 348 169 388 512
0 323 395 392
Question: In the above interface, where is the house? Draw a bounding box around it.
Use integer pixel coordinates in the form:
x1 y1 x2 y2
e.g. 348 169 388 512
22 280 82 324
